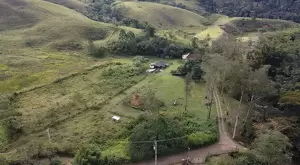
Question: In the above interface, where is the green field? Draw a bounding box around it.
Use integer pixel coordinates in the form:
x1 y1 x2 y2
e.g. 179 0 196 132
0 58 217 163
116 1 208 29
0 0 141 94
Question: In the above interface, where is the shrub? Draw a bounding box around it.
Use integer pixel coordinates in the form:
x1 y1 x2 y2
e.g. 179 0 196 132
4 116 23 141
188 132 217 148
50 157 62 165
74 145 102 165
128 116 187 161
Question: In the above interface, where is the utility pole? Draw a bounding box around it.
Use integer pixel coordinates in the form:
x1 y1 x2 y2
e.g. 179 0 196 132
47 128 51 142
153 140 157 165
232 116 238 139
187 147 190 163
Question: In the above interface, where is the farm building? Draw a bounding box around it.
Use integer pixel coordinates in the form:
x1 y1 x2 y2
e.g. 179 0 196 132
182 52 201 61
150 61 169 69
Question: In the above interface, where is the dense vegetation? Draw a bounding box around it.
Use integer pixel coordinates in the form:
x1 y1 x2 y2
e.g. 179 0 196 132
253 30 300 109
207 130 292 165
199 0 300 23
87 0 150 29
108 29 192 57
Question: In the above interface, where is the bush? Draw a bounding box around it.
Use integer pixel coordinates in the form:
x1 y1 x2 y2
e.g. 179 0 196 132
74 145 102 165
188 132 217 148
74 145 128 165
50 157 62 165
133 56 149 67
128 116 187 161
4 116 23 140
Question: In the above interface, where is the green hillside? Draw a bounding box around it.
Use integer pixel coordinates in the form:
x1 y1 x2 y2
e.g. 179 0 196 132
115 1 208 29
196 16 298 40
0 0 140 93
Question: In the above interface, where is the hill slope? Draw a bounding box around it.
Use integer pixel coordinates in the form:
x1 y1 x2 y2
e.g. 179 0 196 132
199 0 300 23
115 1 208 29
0 0 139 93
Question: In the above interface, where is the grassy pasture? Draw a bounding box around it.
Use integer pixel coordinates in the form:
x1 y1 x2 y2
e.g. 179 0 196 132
0 0 142 94
1 59 146 157
111 60 216 120
115 1 208 29
0 58 217 164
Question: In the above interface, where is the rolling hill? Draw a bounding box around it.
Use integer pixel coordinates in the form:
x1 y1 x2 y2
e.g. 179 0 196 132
0 0 139 93
115 1 208 29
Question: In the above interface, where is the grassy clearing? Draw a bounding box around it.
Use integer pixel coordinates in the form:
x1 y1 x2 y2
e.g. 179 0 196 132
115 1 208 29
111 60 217 120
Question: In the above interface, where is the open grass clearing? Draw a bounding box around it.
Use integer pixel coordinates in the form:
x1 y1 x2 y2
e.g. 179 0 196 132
111 60 217 120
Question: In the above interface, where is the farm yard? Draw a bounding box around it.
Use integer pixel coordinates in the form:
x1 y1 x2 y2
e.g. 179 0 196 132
0 57 217 164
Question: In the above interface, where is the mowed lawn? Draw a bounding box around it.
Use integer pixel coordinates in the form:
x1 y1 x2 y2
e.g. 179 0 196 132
111 60 216 120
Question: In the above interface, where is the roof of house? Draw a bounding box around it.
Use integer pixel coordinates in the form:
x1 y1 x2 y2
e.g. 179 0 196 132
182 52 200 60
182 53 191 59
153 61 168 67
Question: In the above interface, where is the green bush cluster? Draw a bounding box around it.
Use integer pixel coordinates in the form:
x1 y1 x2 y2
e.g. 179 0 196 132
108 30 192 58
132 56 149 67
188 132 217 148
74 145 128 165
172 60 203 80
128 116 187 161
127 112 218 161
87 0 150 29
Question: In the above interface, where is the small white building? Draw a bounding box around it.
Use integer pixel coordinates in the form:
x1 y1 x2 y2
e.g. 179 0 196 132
182 53 191 60
146 69 156 73
112 115 120 122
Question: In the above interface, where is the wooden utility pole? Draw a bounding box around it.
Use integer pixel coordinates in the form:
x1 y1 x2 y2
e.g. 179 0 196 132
232 116 238 139
47 128 51 142
154 140 157 165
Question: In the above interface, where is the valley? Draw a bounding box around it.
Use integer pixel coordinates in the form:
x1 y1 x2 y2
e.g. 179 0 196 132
0 0 300 165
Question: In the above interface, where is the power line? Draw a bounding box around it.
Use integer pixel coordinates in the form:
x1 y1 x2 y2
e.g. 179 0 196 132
116 135 189 144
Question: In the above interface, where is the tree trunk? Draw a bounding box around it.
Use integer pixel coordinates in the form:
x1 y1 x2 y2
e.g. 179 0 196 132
232 91 244 139
207 103 212 120
207 80 215 120
185 93 188 111
244 94 254 123
263 108 267 121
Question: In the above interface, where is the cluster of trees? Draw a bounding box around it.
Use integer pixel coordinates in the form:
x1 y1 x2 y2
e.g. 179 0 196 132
86 0 151 29
203 29 300 161
138 0 187 10
108 29 192 58
203 37 280 139
247 29 300 109
198 0 300 23
74 145 127 165
208 129 292 165
127 112 217 161
172 60 203 81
